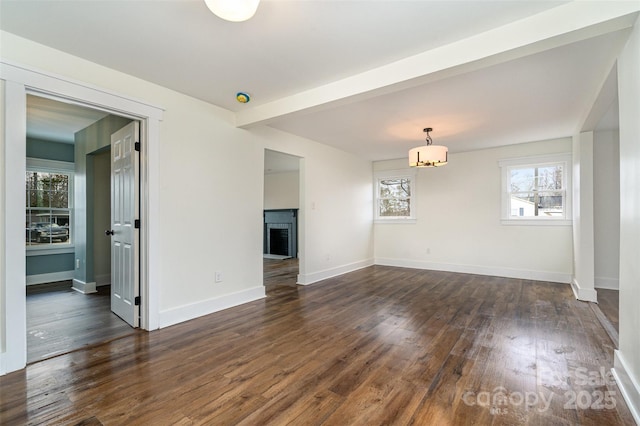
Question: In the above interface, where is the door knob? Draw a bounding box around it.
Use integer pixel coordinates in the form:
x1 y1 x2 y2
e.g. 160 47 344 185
105 230 115 236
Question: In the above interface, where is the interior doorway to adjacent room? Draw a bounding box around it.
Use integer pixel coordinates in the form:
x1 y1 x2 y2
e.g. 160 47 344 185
25 95 138 363
263 150 301 291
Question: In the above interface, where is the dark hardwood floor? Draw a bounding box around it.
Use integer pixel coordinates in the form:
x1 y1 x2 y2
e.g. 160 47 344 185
597 289 619 332
27 281 137 364
3 267 633 425
264 257 299 289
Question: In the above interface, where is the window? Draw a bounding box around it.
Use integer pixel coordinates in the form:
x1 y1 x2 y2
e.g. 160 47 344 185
499 153 571 225
375 169 417 222
26 158 74 248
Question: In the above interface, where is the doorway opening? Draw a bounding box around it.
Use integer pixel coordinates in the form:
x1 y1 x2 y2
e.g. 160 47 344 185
3 63 161 374
25 95 138 363
263 150 301 291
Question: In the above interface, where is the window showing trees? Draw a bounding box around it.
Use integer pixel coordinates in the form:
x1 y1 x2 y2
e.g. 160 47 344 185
509 165 564 217
26 168 72 247
499 154 571 224
375 170 416 221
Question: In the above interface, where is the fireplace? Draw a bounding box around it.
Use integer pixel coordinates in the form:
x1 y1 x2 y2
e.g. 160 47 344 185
264 209 297 258
267 225 291 256
269 228 289 255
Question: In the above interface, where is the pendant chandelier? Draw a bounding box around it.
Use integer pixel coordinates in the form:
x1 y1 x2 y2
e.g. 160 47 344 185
408 127 448 167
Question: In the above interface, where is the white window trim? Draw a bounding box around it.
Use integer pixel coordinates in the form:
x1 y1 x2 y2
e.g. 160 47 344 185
374 168 417 223
26 157 75 252
27 157 74 173
499 153 572 226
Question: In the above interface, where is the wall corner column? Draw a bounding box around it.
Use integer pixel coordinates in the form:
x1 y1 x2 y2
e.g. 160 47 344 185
614 14 640 425
571 131 597 302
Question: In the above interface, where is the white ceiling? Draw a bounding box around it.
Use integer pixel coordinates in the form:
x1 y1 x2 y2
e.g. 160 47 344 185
270 30 627 157
1 1 635 161
26 95 109 143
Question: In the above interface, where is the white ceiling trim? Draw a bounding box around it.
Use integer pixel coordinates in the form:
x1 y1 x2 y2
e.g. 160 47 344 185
236 1 640 128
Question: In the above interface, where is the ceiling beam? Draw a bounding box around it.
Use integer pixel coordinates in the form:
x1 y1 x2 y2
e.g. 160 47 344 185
580 64 619 133
236 2 639 128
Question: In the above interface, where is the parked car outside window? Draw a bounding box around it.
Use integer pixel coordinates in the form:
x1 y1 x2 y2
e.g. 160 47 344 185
26 222 69 243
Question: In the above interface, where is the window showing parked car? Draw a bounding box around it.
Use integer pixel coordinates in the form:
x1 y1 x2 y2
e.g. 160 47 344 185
26 222 69 244
25 164 73 248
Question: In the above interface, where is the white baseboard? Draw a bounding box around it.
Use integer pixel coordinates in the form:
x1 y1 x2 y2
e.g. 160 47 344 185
595 276 619 290
72 279 97 294
613 350 640 425
95 273 111 286
158 286 266 328
570 277 598 302
0 344 26 376
297 258 374 286
26 270 74 285
374 257 572 284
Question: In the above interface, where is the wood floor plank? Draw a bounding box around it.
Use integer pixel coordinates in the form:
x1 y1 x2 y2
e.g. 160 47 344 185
2 265 635 425
26 283 137 363
597 289 619 332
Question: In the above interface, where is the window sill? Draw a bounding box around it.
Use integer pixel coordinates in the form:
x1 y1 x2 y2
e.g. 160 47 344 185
26 246 75 256
501 219 572 226
375 219 417 224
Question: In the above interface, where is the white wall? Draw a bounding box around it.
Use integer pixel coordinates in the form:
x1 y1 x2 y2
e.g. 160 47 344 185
0 31 374 372
572 131 596 302
0 79 6 358
614 15 640 424
374 138 574 283
256 126 374 284
264 171 299 210
593 129 620 290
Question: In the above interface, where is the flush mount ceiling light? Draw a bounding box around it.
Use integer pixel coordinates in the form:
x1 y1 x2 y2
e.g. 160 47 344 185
204 0 260 22
408 127 448 167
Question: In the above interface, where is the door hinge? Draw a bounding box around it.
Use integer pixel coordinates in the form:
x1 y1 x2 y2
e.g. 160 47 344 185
135 219 141 229
135 296 141 306
135 142 141 152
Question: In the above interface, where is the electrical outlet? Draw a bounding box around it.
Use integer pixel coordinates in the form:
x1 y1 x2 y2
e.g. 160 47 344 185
215 271 223 283
76 259 80 269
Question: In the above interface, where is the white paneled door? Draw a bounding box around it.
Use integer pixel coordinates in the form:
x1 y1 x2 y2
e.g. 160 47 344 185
109 122 140 327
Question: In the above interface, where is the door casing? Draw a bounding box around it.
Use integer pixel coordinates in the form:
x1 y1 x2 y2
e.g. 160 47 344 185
1 61 163 374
